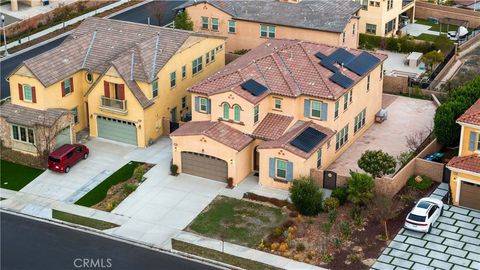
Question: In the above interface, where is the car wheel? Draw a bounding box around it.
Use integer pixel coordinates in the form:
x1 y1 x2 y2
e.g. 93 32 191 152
65 166 70 173
83 153 88 159
440 207 443 216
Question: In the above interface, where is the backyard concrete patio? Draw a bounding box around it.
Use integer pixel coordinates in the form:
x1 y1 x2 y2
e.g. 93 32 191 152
327 95 436 177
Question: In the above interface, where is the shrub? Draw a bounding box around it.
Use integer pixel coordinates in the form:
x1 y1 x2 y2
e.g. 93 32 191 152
282 219 295 229
132 165 145 181
123 183 137 195
407 175 433 190
170 164 178 175
358 150 397 178
328 209 338 224
289 176 323 216
174 10 194 30
333 237 342 249
340 222 352 239
233 49 250 55
397 151 416 167
278 242 288 252
323 197 340 211
272 227 283 237
331 186 348 205
296 242 305 252
322 254 334 263
346 172 375 205
320 222 332 236
349 206 362 224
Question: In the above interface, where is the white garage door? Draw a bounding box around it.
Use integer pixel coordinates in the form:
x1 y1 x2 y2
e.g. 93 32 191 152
97 116 137 145
55 126 71 148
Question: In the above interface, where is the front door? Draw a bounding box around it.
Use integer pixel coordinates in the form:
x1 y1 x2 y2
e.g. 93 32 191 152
253 146 259 172
170 107 177 123
85 102 89 127
323 170 337 190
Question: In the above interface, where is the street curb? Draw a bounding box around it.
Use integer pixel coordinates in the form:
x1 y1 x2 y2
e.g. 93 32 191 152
0 208 236 270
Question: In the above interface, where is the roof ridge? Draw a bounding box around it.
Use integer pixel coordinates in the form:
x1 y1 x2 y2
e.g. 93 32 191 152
276 49 303 96
268 53 298 97
298 42 335 99
81 30 97 69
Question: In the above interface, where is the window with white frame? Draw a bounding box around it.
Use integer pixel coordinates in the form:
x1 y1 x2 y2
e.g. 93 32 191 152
192 56 203 75
228 20 236 33
253 105 259 124
182 96 187 109
335 124 349 150
211 49 215 62
23 84 32 102
334 100 339 119
311 100 322 118
261 25 275 38
12 125 35 145
72 107 79 124
385 18 396 35
317 149 322 168
201 17 208 29
64 79 72 95
211 18 219 31
274 98 282 110
276 159 287 179
366 24 376 34
354 109 366 133
199 97 208 113
170 71 176 88
206 52 210 65
152 80 158 98
343 93 349 111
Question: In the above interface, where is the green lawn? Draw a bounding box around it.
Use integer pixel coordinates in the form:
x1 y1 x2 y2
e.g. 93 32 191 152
52 210 119 230
415 33 448 42
75 161 143 207
187 196 285 248
415 18 463 33
0 160 44 191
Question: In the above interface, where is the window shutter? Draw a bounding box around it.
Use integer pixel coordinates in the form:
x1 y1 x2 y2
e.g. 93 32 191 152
269 158 275 178
18 84 23 100
103 81 110 98
206 99 211 113
469 131 476 151
69 78 74 93
286 161 293 181
118 84 125 100
194 96 199 112
31 86 36 103
61 81 66 97
321 103 328 121
304 99 310 117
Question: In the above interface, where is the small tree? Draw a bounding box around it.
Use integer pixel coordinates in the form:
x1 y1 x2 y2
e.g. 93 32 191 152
289 176 323 216
357 150 396 178
174 11 194 31
422 50 444 71
370 194 400 240
346 172 374 205
148 0 167 26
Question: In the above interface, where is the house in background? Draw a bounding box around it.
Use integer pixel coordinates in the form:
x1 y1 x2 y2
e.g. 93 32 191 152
171 39 386 190
1 17 225 155
447 99 480 210
175 0 362 52
355 0 416 36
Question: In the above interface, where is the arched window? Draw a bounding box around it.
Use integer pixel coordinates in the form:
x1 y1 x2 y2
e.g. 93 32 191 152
223 103 230 120
233 105 241 122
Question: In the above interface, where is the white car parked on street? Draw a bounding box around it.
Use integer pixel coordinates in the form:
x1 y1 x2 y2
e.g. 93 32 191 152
404 197 444 233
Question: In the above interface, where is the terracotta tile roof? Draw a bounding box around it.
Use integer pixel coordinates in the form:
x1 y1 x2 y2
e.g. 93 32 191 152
0 102 71 127
190 39 386 103
457 99 480 126
176 0 361 33
258 120 335 159
170 121 253 151
18 18 219 108
252 113 294 140
447 155 480 174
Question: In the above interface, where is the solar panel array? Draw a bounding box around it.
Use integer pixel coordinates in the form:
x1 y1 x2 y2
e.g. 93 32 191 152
314 48 380 89
240 79 268 96
290 127 327 153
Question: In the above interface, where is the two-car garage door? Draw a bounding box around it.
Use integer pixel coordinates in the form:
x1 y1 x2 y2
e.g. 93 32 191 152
459 181 480 210
97 116 137 145
181 152 228 182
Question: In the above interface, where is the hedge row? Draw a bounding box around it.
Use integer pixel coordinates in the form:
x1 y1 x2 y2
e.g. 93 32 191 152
359 33 453 54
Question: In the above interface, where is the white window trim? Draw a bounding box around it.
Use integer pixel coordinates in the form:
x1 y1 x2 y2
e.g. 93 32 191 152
11 124 35 145
23 84 33 102
170 71 177 89
199 97 208 113
310 100 322 119
275 159 287 179
274 98 282 110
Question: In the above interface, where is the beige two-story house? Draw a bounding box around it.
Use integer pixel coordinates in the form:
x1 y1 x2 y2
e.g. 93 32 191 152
175 0 362 52
171 39 386 190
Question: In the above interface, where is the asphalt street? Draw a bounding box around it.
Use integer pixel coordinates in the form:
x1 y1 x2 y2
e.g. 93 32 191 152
0 0 185 100
1 212 219 270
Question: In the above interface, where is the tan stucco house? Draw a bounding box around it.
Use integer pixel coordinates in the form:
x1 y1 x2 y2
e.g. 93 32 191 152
354 0 416 36
175 0 362 52
1 17 226 155
171 39 387 190
447 99 480 210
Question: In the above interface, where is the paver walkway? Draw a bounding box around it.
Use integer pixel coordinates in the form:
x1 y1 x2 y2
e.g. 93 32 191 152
371 183 480 270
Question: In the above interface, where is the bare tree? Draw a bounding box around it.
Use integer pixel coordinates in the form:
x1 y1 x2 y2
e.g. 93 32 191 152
370 194 401 240
405 124 434 152
148 1 167 26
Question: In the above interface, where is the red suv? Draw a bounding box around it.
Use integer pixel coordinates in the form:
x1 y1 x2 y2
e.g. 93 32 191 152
48 144 89 173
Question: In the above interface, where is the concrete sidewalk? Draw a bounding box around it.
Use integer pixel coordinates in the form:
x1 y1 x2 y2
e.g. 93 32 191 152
174 231 328 270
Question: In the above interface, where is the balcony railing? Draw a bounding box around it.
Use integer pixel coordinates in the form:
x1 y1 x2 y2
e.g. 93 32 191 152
100 96 127 113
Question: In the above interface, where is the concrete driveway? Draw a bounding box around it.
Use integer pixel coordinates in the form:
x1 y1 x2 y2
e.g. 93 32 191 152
19 138 138 202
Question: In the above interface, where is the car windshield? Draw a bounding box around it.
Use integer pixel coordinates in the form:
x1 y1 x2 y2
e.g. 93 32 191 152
49 156 60 163
408 213 426 222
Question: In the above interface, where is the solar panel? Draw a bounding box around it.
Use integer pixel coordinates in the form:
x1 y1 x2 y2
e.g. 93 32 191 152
345 51 381 76
240 79 268 97
327 48 356 65
330 72 354 89
320 60 339 73
290 127 327 153
314 51 326 60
